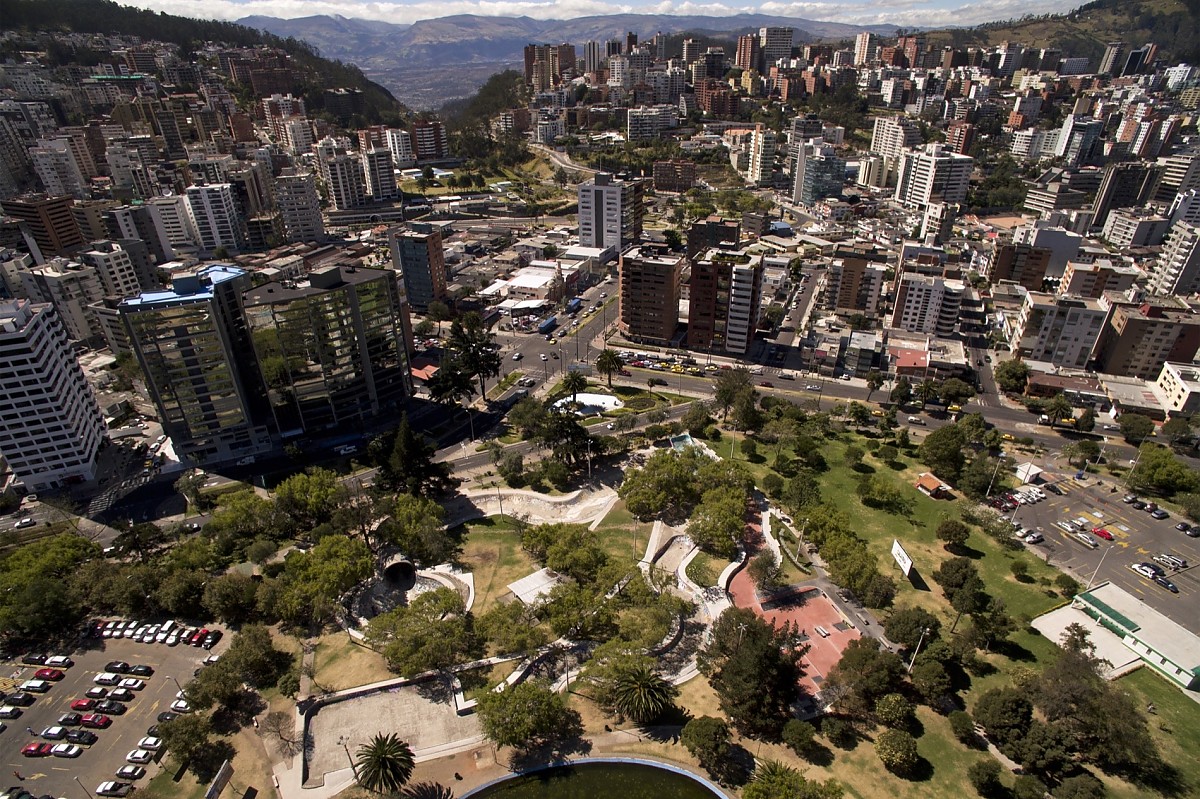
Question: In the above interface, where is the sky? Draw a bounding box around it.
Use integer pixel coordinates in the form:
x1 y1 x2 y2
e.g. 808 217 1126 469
115 0 1074 29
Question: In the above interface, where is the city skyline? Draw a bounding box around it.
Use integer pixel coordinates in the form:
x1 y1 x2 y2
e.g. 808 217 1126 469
116 0 1075 30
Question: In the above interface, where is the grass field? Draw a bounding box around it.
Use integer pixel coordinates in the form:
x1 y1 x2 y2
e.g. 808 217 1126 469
456 516 539 615
590 501 653 566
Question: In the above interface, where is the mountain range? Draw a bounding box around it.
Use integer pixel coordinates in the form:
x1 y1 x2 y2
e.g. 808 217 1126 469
237 12 901 108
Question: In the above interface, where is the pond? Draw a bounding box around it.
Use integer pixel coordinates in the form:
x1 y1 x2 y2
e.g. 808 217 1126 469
463 760 726 799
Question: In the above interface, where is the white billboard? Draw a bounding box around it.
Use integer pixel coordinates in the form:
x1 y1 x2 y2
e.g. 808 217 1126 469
891 539 913 577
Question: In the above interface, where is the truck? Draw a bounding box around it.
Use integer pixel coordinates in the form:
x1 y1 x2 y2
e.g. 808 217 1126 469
565 297 582 314
537 316 558 335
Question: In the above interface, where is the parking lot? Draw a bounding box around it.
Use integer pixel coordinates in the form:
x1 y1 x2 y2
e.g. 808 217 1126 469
997 474 1200 631
1 627 223 798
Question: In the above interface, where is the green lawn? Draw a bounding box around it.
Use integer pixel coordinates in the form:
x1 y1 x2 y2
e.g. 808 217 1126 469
590 501 653 567
456 516 539 615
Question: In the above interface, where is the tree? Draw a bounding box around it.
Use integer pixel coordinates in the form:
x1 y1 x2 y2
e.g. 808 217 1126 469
475 680 580 750
843 445 865 468
367 587 479 676
681 716 735 780
1013 776 1048 799
1076 407 1096 433
158 713 215 766
697 607 804 738
687 486 746 559
742 760 842 799
1161 416 1193 445
426 300 451 334
1011 719 1072 780
609 662 677 724
1044 393 1073 425
275 536 374 626
933 557 980 598
594 348 622 387
883 607 941 650
748 550 783 590
174 471 208 511
916 379 940 406
378 494 453 566
973 687 1032 748
1055 773 1106 799
939 378 976 405
919 424 967 481
950 710 978 743
846 402 871 427
875 729 920 775
1126 443 1200 496
1119 413 1155 443
823 638 905 718
507 396 547 437
863 370 885 402
355 733 415 794
782 718 816 756
967 759 1003 796
993 359 1030 393
714 367 754 419
477 600 547 656
534 408 592 466
890 377 913 406
275 467 344 529
560 370 587 404
1064 439 1101 468
731 389 763 433
202 572 259 625
378 415 453 496
911 658 952 703
781 471 822 511
446 311 501 398
875 693 915 729
682 401 713 435
936 519 970 551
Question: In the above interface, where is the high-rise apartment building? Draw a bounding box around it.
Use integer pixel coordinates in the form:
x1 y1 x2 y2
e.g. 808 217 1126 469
23 259 105 344
1091 160 1161 230
894 144 972 208
824 257 886 317
869 116 921 184
1150 221 1200 296
854 33 875 65
792 138 845 207
987 242 1052 290
1059 260 1140 298
758 27 794 70
735 35 761 72
120 265 273 465
1093 297 1200 380
321 153 365 211
1098 42 1127 75
577 173 644 250
945 121 975 155
242 265 411 435
30 140 87 198
1010 292 1106 368
362 148 398 201
617 246 683 345
184 183 243 255
146 194 197 253
389 223 446 311
652 160 697 194
890 272 965 335
385 128 414 168
687 247 764 355
0 299 106 491
746 124 777 186
0 194 83 260
1054 114 1104 167
78 240 142 298
274 169 326 244
412 120 448 161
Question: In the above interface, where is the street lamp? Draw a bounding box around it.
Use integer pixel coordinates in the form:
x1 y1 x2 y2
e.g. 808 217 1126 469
74 775 95 799
907 627 932 673
985 453 1007 498
1087 544 1114 591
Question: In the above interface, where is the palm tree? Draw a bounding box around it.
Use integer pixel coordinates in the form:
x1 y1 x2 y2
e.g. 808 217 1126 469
916 378 940 407
595 348 622 387
355 733 415 795
865 370 885 402
563 371 587 404
1045 392 1073 426
401 782 455 799
610 662 677 724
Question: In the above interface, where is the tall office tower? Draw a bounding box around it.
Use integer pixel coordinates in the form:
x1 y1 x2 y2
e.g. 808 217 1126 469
362 148 397 201
893 144 973 209
746 124 777 186
72 199 117 242
945 121 975 155
321 153 365 211
792 139 846 207
735 35 761 72
105 203 174 265
824 257 886 316
687 248 764 355
922 202 958 245
385 128 414 168
78 240 142 298
1054 114 1104 167
682 39 700 64
1150 221 1200 297
626 31 638 52
0 299 106 491
242 265 411 434
789 115 825 156
869 115 921 184
412 120 448 161
1153 154 1200 204
104 142 156 200
146 195 197 253
577 173 644 250
23 259 105 344
1091 161 1161 229
184 183 243 255
987 242 1052 290
758 27 794 70
0 194 83 260
653 32 667 61
29 140 87 198
1010 292 1107 369
389 223 446 311
1093 297 1200 380
854 32 875 65
607 56 632 89
274 170 326 244
120 265 273 465
686 216 740 260
890 272 965 335
1098 41 1127 75
617 246 683 345
281 117 314 157
584 41 603 73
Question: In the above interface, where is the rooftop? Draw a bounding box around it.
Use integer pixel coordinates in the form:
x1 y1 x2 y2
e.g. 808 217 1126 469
120 264 245 309
1078 582 1200 674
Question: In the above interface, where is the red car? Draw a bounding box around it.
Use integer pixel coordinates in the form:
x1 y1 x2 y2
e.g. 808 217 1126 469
71 698 96 711
191 628 209 646
1091 527 1114 541
80 713 112 728
34 668 65 681
22 742 53 757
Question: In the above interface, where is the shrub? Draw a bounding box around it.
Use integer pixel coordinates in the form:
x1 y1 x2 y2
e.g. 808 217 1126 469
949 710 977 743
821 716 856 749
781 718 815 756
874 693 915 729
874 729 920 775
762 474 783 497
1055 573 1080 596
967 758 1003 796
1012 775 1047 799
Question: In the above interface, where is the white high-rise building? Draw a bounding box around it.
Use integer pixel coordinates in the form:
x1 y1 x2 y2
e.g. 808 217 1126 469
385 128 414 168
890 272 965 335
869 115 921 183
78 240 142 298
22 259 105 343
147 194 197 252
1053 114 1103 166
1010 291 1107 368
627 106 665 141
746 124 777 186
184 183 243 254
577 173 644 250
30 139 87 198
0 299 107 491
894 143 973 209
281 117 314 158
321 153 365 211
274 169 326 244
854 32 875 66
362 148 397 201
758 27 794 70
1150 221 1200 297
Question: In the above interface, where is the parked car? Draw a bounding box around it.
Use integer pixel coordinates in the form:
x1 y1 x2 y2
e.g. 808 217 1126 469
116 765 146 780
95 700 126 715
71 698 96 711
66 729 98 745
109 688 134 703
57 713 82 727
1091 527 1114 541
137 736 162 752
1130 563 1159 579
126 749 153 764
50 743 82 758
169 699 192 713
0 706 23 719
21 742 52 757
1024 531 1044 544
39 726 66 740
18 680 50 693
1154 576 1179 593
85 687 109 699
118 679 145 691
33 668 64 681
1151 508 1170 520
93 673 120 686
96 781 133 797
44 656 73 668
7 692 35 706
202 630 223 650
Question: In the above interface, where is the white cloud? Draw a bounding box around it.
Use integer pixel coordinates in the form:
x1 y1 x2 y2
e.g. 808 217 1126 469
116 0 1069 26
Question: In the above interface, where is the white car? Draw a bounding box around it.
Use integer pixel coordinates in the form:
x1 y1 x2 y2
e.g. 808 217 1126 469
169 699 192 713
51 743 83 758
540 353 548 361
116 765 146 780
126 748 153 764
1073 532 1099 549
94 672 120 686
118 678 145 691
97 781 133 797
137 736 162 751
41 726 67 740
45 656 74 668
1130 563 1158 580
